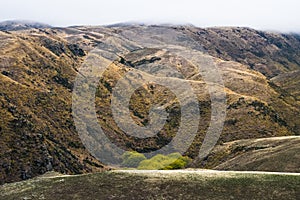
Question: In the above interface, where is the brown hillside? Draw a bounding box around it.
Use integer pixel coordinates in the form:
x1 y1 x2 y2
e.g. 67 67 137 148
0 25 299 184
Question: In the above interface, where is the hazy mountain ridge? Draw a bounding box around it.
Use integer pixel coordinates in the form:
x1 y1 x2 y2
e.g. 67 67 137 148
0 23 299 184
0 20 51 31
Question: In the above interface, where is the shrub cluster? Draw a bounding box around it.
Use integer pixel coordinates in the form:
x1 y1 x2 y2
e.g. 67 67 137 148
121 151 191 170
121 151 147 168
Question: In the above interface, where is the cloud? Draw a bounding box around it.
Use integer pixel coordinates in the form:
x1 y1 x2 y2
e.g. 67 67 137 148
0 0 299 32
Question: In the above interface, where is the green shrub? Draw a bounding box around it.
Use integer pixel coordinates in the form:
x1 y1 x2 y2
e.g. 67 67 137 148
161 155 191 170
121 151 146 168
167 152 182 159
137 159 163 170
137 153 191 170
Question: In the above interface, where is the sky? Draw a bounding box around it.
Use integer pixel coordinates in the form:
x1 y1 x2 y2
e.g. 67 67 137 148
0 0 299 32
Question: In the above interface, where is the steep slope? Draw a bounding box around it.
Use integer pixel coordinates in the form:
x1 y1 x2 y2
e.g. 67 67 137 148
87 49 298 158
184 26 300 78
0 25 299 184
272 70 300 100
0 29 104 184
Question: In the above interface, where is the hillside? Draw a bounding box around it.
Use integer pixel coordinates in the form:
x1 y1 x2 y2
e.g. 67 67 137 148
0 170 299 200
0 24 299 184
272 70 300 100
185 27 300 78
194 136 300 173
0 28 105 184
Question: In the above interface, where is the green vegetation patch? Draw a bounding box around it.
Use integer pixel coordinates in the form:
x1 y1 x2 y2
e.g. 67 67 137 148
121 151 191 170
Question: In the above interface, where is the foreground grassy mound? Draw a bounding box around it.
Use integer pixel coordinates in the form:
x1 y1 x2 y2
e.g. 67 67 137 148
0 170 299 200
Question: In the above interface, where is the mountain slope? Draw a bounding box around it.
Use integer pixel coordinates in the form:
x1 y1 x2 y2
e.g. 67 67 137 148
0 24 299 184
272 70 300 100
184 26 300 78
0 29 104 184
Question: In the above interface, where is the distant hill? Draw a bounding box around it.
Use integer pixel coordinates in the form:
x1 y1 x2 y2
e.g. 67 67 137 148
0 20 51 31
0 23 299 184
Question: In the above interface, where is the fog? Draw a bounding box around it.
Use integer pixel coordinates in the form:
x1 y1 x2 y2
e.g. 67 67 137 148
0 0 299 32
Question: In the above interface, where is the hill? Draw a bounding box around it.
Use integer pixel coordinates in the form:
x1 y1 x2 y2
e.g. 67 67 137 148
0 170 299 200
272 70 300 100
194 136 300 173
0 20 51 31
0 24 299 184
